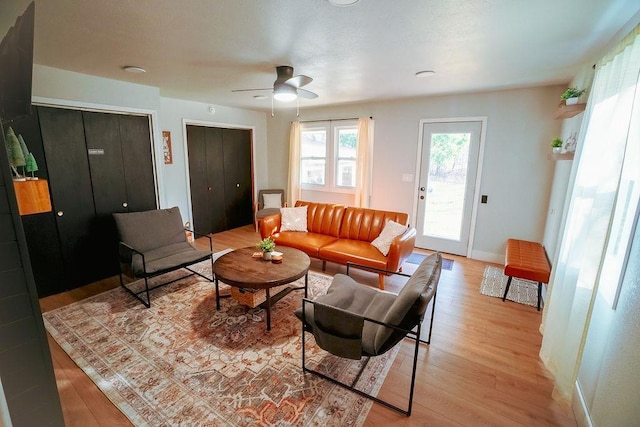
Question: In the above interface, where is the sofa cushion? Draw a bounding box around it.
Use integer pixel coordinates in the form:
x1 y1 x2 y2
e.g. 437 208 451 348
371 220 408 256
114 207 187 253
319 239 388 270
274 231 338 257
262 193 282 209
281 206 308 231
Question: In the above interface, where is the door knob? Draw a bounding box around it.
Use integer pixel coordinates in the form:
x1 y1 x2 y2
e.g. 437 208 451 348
208 186 212 191
57 211 64 217
420 187 425 191
122 202 128 208
420 196 425 200
236 183 240 188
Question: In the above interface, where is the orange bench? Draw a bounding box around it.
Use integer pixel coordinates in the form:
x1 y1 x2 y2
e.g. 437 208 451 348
502 239 550 311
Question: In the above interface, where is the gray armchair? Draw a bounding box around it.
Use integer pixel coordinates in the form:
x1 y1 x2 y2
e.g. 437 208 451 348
296 252 442 416
113 207 214 307
254 189 286 232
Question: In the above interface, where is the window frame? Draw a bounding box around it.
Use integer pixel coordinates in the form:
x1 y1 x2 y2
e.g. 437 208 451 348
299 120 358 194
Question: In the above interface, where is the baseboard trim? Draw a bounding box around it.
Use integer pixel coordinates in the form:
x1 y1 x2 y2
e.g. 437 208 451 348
573 380 593 427
469 250 503 264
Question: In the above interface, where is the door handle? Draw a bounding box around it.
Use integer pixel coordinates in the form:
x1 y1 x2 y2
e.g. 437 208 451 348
236 183 240 188
208 187 212 191
57 211 64 217
420 187 425 191
420 196 425 200
122 202 128 208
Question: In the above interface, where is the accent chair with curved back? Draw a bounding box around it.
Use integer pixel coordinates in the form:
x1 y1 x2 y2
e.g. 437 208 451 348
253 189 286 232
296 252 442 416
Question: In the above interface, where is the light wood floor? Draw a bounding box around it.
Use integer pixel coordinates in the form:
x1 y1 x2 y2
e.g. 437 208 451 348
39 225 576 426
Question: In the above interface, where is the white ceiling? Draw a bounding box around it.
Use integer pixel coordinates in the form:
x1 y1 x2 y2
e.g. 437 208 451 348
4 0 640 111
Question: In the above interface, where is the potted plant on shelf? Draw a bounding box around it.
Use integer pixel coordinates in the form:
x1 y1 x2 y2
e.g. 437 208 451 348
256 237 276 260
551 137 563 154
561 87 586 105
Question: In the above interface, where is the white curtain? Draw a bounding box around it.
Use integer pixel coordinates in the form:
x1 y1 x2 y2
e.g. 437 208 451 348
354 117 374 207
287 121 301 206
540 25 640 401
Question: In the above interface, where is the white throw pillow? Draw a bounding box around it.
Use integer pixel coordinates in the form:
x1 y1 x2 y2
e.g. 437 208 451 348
371 220 407 256
262 193 282 209
280 206 308 232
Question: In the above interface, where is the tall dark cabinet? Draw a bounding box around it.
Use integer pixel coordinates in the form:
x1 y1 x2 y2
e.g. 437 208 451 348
15 106 157 296
187 125 252 235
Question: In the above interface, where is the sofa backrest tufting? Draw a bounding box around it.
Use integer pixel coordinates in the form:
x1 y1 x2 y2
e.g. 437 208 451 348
339 207 408 243
295 201 346 237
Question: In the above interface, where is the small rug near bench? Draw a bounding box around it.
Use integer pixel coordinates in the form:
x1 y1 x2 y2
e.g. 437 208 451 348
479 265 539 308
44 260 397 426
406 253 453 270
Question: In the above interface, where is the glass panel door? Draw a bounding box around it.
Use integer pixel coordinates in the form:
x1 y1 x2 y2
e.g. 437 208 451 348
415 121 482 255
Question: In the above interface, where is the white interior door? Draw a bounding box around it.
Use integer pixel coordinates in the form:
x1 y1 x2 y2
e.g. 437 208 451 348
415 120 483 255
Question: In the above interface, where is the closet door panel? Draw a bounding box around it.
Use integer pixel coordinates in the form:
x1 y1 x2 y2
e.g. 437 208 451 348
187 125 211 235
205 127 227 233
82 111 127 215
222 128 252 229
38 107 98 288
119 114 157 212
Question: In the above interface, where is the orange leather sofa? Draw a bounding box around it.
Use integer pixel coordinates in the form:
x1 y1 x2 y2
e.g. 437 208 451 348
259 201 416 289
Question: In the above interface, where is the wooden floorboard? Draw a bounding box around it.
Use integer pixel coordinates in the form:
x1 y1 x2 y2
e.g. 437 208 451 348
39 224 576 426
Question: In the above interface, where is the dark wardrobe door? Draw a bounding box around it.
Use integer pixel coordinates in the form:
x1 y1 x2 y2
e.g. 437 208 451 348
187 125 226 235
119 114 157 212
83 111 158 279
222 128 253 229
38 107 98 287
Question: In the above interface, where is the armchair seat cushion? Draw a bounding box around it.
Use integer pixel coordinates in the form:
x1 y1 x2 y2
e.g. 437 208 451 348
296 274 397 357
255 207 281 220
131 242 212 276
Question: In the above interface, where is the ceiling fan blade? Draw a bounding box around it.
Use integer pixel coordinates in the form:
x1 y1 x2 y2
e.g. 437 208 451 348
231 88 272 93
297 88 318 99
285 75 313 88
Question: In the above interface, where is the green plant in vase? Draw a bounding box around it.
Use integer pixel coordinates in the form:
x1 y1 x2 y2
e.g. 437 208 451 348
551 137 563 153
256 237 276 260
561 87 586 105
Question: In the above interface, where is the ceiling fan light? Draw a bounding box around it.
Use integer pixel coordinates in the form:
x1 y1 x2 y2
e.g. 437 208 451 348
273 85 297 102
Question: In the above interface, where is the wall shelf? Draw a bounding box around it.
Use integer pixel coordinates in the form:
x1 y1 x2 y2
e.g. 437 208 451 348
548 152 575 161
554 103 586 119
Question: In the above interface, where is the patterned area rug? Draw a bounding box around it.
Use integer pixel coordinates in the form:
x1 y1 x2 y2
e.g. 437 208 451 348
479 265 539 308
43 260 397 426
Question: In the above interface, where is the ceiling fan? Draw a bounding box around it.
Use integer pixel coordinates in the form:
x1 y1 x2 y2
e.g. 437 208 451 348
232 65 318 102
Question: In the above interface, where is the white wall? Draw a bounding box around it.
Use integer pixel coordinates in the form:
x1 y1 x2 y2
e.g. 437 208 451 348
542 65 595 263
267 86 564 262
31 65 269 226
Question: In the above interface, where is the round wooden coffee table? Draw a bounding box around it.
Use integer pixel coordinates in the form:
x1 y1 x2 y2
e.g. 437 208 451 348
213 246 311 330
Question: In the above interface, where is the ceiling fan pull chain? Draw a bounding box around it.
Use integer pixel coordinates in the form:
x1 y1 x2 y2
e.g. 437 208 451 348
271 95 275 117
296 98 300 117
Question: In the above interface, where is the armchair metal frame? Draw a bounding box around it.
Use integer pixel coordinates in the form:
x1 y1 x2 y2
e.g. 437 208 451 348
300 262 438 416
118 229 214 308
